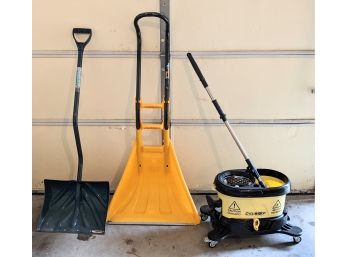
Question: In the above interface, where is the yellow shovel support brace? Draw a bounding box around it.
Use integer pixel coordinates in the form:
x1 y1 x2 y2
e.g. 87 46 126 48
140 102 164 109
136 100 171 167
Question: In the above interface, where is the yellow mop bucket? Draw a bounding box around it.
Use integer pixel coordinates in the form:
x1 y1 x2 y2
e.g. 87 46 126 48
187 53 302 247
215 169 290 220
107 12 200 225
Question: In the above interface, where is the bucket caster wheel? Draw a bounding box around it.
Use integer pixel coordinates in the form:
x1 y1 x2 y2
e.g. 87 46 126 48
204 237 218 248
293 236 302 244
200 214 209 222
208 241 218 248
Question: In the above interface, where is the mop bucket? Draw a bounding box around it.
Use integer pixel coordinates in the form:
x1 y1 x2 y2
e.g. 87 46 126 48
215 169 290 220
187 53 302 246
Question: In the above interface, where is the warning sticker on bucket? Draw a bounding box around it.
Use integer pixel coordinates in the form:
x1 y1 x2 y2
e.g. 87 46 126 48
228 201 241 215
271 200 282 214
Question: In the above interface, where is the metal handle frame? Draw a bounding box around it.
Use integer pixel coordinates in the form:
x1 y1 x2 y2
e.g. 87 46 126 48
134 12 170 130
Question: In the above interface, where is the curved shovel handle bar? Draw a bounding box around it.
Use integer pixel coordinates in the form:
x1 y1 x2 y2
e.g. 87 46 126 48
134 12 170 130
72 28 92 67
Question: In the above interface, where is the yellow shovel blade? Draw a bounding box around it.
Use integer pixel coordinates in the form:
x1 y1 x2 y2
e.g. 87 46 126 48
107 141 200 225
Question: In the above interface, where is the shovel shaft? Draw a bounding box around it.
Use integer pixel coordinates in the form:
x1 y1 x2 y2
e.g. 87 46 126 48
72 28 92 181
73 88 83 181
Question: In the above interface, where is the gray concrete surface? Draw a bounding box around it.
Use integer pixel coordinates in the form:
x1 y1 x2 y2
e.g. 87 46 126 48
32 195 314 257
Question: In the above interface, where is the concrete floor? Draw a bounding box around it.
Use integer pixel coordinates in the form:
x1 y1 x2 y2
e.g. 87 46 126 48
32 195 314 257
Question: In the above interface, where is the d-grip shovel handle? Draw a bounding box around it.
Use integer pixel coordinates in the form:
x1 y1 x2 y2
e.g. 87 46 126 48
134 12 170 130
72 28 92 181
187 53 266 188
72 28 92 68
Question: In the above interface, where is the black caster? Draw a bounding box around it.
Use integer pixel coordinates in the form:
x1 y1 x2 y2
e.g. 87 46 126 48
200 213 209 221
293 236 302 244
204 237 219 248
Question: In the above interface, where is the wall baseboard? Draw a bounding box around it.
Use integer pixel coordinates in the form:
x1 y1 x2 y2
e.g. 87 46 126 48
32 189 315 195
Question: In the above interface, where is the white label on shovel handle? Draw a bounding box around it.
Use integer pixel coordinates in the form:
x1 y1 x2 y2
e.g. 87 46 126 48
75 67 82 88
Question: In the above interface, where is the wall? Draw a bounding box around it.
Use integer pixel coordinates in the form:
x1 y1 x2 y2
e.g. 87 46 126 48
32 0 315 192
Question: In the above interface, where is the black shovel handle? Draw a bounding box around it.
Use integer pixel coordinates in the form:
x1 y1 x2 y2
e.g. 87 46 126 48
134 12 170 130
72 28 92 181
72 28 92 67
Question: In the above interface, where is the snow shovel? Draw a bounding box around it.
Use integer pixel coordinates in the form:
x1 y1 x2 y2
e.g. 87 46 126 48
107 12 200 225
36 28 109 234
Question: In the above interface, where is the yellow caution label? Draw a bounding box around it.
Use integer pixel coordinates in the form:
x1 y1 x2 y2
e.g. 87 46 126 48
228 201 241 215
218 192 286 219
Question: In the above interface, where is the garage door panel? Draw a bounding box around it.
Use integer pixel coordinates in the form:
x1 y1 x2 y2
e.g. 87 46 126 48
33 58 161 119
33 125 314 192
172 57 314 119
172 125 314 192
172 0 314 50
33 57 314 120
33 0 159 51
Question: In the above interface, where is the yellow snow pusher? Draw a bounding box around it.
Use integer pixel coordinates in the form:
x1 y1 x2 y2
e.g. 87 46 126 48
107 12 200 225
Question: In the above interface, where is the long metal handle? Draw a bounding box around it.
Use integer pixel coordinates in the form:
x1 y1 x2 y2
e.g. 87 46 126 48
72 28 92 181
187 53 266 188
134 12 170 130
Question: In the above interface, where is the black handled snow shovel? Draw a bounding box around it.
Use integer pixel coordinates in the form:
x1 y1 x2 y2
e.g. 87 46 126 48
36 28 109 234
187 52 266 188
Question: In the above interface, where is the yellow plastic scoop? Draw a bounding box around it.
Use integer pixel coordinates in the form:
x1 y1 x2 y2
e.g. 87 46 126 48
107 140 200 224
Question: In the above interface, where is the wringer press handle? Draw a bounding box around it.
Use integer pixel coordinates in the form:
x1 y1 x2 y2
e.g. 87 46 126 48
187 52 266 188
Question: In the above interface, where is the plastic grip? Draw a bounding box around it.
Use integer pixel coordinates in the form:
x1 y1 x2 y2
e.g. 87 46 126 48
187 53 209 88
72 28 92 68
73 28 92 34
72 28 92 46
212 100 227 121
